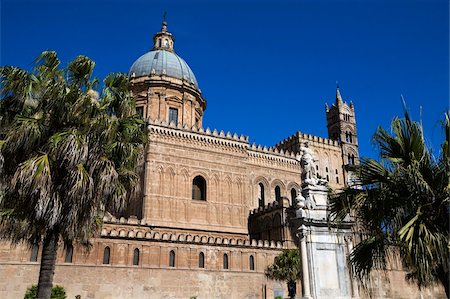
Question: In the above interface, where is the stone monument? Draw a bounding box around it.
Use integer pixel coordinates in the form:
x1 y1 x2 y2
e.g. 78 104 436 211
293 142 358 299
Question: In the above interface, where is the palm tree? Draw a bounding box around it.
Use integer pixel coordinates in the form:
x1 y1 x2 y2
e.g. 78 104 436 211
0 51 146 299
265 249 301 299
329 108 449 297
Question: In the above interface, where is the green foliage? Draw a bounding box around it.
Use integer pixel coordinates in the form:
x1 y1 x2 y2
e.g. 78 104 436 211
275 296 283 299
1 51 146 298
24 285 67 299
329 107 449 294
265 249 301 283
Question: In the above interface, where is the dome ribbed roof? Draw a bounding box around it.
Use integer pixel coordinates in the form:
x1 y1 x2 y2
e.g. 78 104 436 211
129 50 199 89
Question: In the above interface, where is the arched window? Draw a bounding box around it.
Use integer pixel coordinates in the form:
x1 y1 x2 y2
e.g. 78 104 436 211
64 244 73 263
30 243 39 262
249 255 255 271
349 132 353 143
335 169 338 174
103 246 110 264
348 154 352 165
199 252 205 268
290 188 297 205
169 250 176 267
275 186 281 202
133 248 140 266
315 165 319 171
223 253 229 269
192 176 207 200
336 176 339 184
326 175 329 182
258 183 265 207
351 154 355 165
325 167 328 172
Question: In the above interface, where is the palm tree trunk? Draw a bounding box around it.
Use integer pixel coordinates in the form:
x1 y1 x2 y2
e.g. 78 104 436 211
436 265 449 299
36 230 59 299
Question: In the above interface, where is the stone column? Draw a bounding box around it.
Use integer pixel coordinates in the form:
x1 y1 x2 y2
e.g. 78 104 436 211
299 225 313 299
345 235 360 299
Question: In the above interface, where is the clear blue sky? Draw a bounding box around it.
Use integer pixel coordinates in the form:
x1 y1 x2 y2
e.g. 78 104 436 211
1 0 448 159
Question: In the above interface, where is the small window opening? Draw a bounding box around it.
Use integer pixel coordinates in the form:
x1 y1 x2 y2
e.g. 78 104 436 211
136 106 144 117
275 186 281 202
168 107 178 124
65 244 73 263
30 243 39 262
169 250 176 267
223 253 229 269
199 252 205 268
258 183 265 207
249 255 255 271
133 248 140 266
290 188 297 206
192 176 207 200
103 246 110 264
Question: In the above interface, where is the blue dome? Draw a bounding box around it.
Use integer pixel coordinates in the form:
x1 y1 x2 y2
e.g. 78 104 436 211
129 50 199 89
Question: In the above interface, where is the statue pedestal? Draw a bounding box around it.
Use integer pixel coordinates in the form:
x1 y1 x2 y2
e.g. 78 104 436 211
294 184 355 299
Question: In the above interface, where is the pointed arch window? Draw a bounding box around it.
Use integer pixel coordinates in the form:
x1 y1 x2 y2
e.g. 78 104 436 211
169 250 176 267
199 252 205 268
258 183 265 207
249 255 255 271
103 246 110 264
223 253 229 269
133 248 140 266
65 244 73 263
192 176 207 200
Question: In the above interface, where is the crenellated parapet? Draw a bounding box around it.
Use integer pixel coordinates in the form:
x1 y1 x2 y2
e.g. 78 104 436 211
247 142 299 171
102 215 283 250
275 131 339 152
148 118 249 153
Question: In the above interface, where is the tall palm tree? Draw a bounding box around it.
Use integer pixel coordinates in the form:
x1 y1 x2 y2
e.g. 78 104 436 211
329 108 449 297
0 51 146 299
265 249 301 299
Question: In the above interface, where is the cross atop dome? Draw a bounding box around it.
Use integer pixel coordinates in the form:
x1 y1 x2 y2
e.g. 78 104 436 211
153 20 175 52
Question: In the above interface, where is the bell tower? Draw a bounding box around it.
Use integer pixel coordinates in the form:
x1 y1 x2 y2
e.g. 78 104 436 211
325 85 359 168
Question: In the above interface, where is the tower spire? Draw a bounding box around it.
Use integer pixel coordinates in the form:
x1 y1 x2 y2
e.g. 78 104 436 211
336 82 343 104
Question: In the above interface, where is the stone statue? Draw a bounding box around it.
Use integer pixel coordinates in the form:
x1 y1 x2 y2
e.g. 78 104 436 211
298 142 318 185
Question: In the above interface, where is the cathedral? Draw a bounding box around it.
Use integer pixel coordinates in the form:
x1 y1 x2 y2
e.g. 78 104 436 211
0 21 445 299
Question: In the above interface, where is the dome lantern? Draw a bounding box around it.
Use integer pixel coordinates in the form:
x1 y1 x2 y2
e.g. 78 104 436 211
152 21 175 52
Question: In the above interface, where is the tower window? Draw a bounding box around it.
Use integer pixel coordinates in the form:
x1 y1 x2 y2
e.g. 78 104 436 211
315 165 319 171
168 107 178 124
325 167 328 172
258 183 265 207
223 253 229 269
169 250 176 267
192 176 207 200
326 175 329 182
249 255 255 271
336 176 339 184
199 252 205 268
133 248 140 266
65 244 73 263
335 169 338 174
103 246 110 264
275 186 281 202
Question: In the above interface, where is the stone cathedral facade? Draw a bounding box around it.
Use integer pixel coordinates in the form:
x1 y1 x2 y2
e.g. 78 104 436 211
0 22 445 299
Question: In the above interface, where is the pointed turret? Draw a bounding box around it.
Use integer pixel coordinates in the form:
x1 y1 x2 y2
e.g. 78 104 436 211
336 84 343 105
